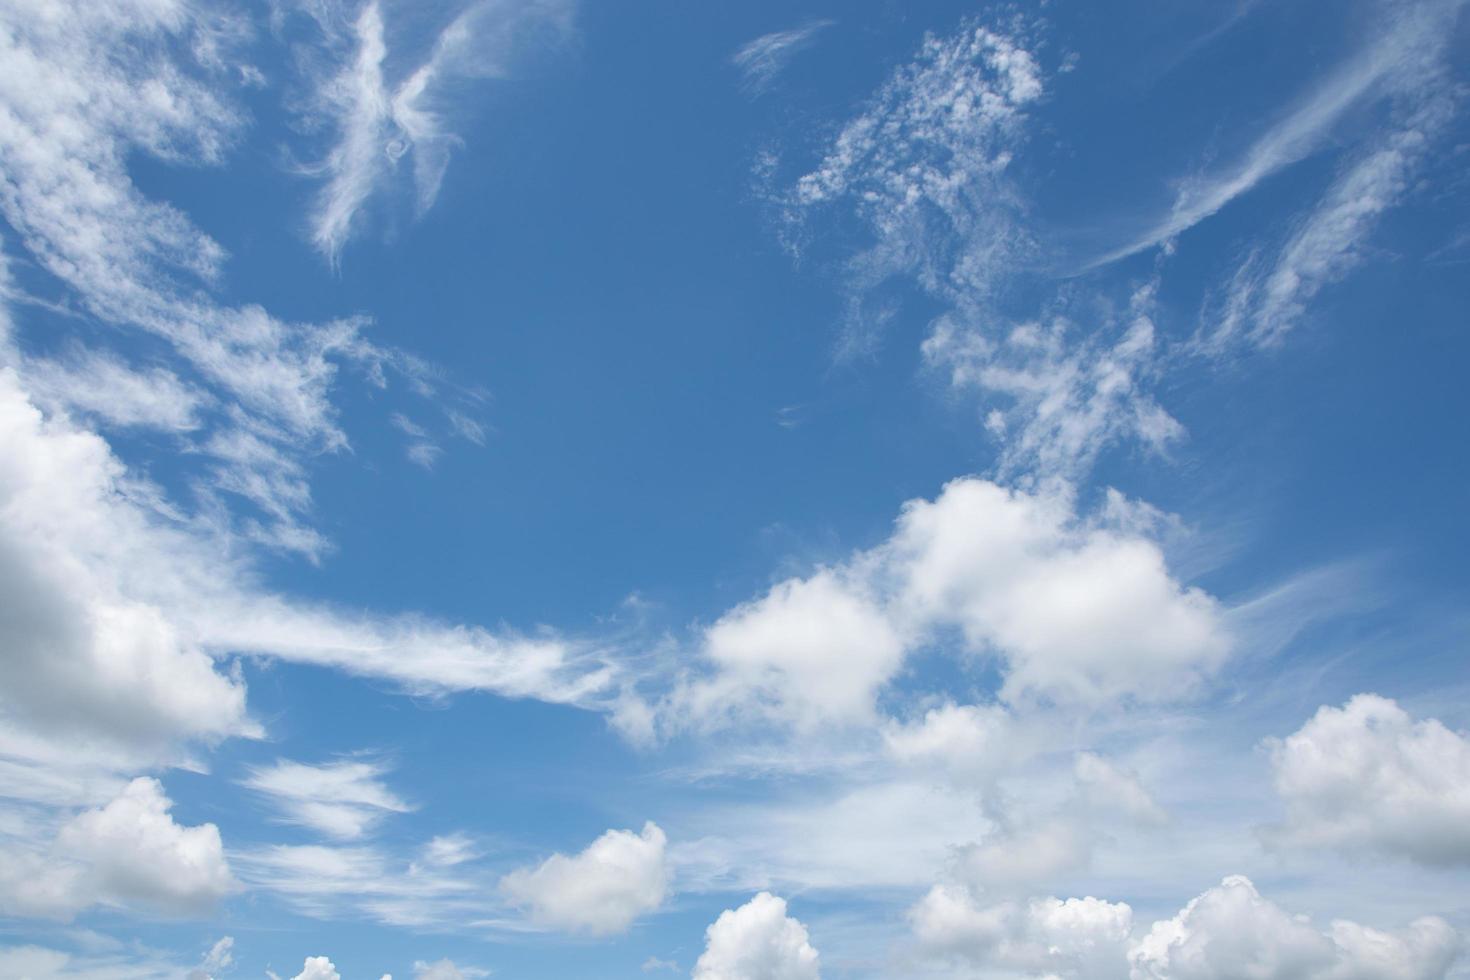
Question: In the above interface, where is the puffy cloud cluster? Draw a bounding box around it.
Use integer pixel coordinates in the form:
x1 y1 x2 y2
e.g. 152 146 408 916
0 777 235 920
693 892 820 980
910 876 1462 980
1266 694 1470 865
500 822 669 934
911 883 1133 979
672 478 1226 731
1129 875 1460 980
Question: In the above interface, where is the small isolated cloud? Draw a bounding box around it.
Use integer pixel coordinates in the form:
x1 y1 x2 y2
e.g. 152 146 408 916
500 822 669 934
1264 694 1470 866
731 21 833 95
413 958 488 980
693 892 820 980
1129 875 1461 980
242 758 413 840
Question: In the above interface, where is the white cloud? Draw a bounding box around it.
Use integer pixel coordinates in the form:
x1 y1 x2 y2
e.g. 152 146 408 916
922 289 1183 481
886 478 1227 707
294 0 575 262
731 21 832 95
789 20 1041 355
685 570 906 730
1094 0 1464 269
242 758 413 840
665 477 1226 735
500 822 669 935
882 702 1021 785
0 943 189 980
0 777 236 920
1265 694 1470 866
187 937 234 980
910 883 1133 979
238 840 477 926
289 957 341 980
413 959 488 980
22 349 210 432
1128 875 1461 980
1074 752 1167 826
693 892 820 980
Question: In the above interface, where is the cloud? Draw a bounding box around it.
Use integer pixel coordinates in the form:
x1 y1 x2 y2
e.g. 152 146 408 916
882 702 1021 786
1264 694 1470 866
21 348 210 433
1093 0 1465 269
687 570 906 730
242 758 414 840
693 892 820 980
0 943 192 980
922 286 1184 481
887 479 1226 706
413 959 488 980
288 957 341 980
1074 752 1168 826
500 822 669 934
188 937 234 980
788 20 1042 355
1128 875 1461 980
910 884 1133 979
0 777 236 920
238 840 477 926
666 477 1226 733
293 0 576 262
731 21 832 95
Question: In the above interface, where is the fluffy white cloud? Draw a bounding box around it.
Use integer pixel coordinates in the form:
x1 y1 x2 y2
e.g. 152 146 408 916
0 777 235 920
1265 694 1470 866
693 892 820 980
288 957 341 980
688 570 906 729
500 822 669 934
889 479 1227 705
243 759 413 840
668 478 1227 735
1128 875 1461 980
910 883 1132 979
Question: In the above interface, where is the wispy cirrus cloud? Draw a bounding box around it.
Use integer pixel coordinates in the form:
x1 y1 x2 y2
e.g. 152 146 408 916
284 0 575 263
731 20 833 96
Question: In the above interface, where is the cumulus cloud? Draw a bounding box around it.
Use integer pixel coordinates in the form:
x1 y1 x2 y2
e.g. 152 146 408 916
731 21 832 95
500 822 669 934
688 570 906 730
0 777 235 920
1265 694 1470 866
243 758 413 839
693 892 820 980
287 956 341 980
666 477 1226 733
1128 875 1461 980
910 883 1133 979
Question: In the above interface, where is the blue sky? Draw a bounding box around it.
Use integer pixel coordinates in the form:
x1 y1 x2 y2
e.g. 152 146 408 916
0 0 1468 978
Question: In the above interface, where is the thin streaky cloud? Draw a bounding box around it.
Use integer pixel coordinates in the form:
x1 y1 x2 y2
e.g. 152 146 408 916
731 20 834 95
1084 0 1457 270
